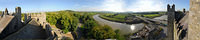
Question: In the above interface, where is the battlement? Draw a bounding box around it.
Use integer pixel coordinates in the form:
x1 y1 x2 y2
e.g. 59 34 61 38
167 4 175 12
167 4 176 40
0 7 24 39
167 3 189 40
0 7 57 39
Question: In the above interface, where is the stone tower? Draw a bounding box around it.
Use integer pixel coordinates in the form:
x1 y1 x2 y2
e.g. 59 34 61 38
1 12 4 17
24 14 27 23
15 7 21 21
15 7 23 28
183 8 186 13
5 8 9 15
167 4 175 40
28 14 31 19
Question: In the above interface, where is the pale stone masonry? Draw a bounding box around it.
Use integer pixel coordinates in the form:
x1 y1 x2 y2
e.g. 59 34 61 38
0 7 57 39
5 8 9 15
0 7 23 39
188 0 200 40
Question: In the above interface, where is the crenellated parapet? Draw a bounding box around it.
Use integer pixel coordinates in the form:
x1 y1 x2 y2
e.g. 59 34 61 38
0 7 23 39
15 7 21 22
0 7 57 40
167 4 176 40
167 4 189 40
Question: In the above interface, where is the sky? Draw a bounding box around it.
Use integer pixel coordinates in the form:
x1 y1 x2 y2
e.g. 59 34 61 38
0 0 189 13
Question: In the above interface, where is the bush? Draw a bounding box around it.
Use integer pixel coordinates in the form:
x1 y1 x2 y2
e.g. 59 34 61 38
46 11 79 33
114 29 125 40
91 25 116 39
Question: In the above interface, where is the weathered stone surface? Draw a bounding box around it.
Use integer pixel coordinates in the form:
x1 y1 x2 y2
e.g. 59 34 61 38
188 0 200 40
3 19 48 39
167 4 175 40
0 16 14 33
0 7 56 40
5 8 9 15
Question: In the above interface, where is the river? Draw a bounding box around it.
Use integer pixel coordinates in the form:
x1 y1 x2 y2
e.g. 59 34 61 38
93 14 144 35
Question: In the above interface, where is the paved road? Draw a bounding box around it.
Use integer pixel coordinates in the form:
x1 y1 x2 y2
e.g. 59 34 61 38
93 14 144 35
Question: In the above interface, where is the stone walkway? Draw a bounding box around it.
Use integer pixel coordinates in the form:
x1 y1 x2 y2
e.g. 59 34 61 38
3 19 48 39
0 15 14 33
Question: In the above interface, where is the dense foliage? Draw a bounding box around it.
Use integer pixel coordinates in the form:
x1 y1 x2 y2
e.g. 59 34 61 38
74 12 116 39
91 25 116 39
46 11 124 39
46 11 79 33
21 14 25 21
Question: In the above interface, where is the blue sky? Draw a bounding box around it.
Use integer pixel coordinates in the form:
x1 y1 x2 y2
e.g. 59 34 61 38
0 0 189 13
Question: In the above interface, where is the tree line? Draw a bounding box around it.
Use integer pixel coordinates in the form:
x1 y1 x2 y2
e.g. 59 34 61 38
46 10 125 40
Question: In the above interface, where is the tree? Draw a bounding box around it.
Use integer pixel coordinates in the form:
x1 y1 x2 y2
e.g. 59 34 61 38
46 11 79 33
114 29 125 40
90 25 116 39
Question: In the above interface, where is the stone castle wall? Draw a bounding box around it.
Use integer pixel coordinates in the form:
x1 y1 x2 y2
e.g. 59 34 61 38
0 7 23 39
188 0 200 40
167 4 175 40
30 13 46 25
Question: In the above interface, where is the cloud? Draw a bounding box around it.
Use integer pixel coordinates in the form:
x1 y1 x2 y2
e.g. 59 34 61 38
77 0 166 12
101 0 125 12
127 0 165 12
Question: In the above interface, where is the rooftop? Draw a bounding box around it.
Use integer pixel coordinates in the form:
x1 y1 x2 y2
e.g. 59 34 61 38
0 15 14 33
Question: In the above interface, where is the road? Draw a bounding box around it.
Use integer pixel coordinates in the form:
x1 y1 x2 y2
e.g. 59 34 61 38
93 14 144 35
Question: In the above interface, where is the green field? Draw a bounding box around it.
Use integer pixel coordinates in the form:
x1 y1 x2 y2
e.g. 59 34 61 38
99 12 166 24
142 14 161 18
99 13 126 23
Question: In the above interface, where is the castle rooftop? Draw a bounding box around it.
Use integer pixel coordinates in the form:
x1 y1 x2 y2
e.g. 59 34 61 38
0 15 14 33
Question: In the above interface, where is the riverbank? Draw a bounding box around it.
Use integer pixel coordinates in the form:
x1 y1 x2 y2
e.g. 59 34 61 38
99 14 144 24
93 14 144 35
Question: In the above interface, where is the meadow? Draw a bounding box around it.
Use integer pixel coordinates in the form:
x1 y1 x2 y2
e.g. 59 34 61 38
99 12 166 24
